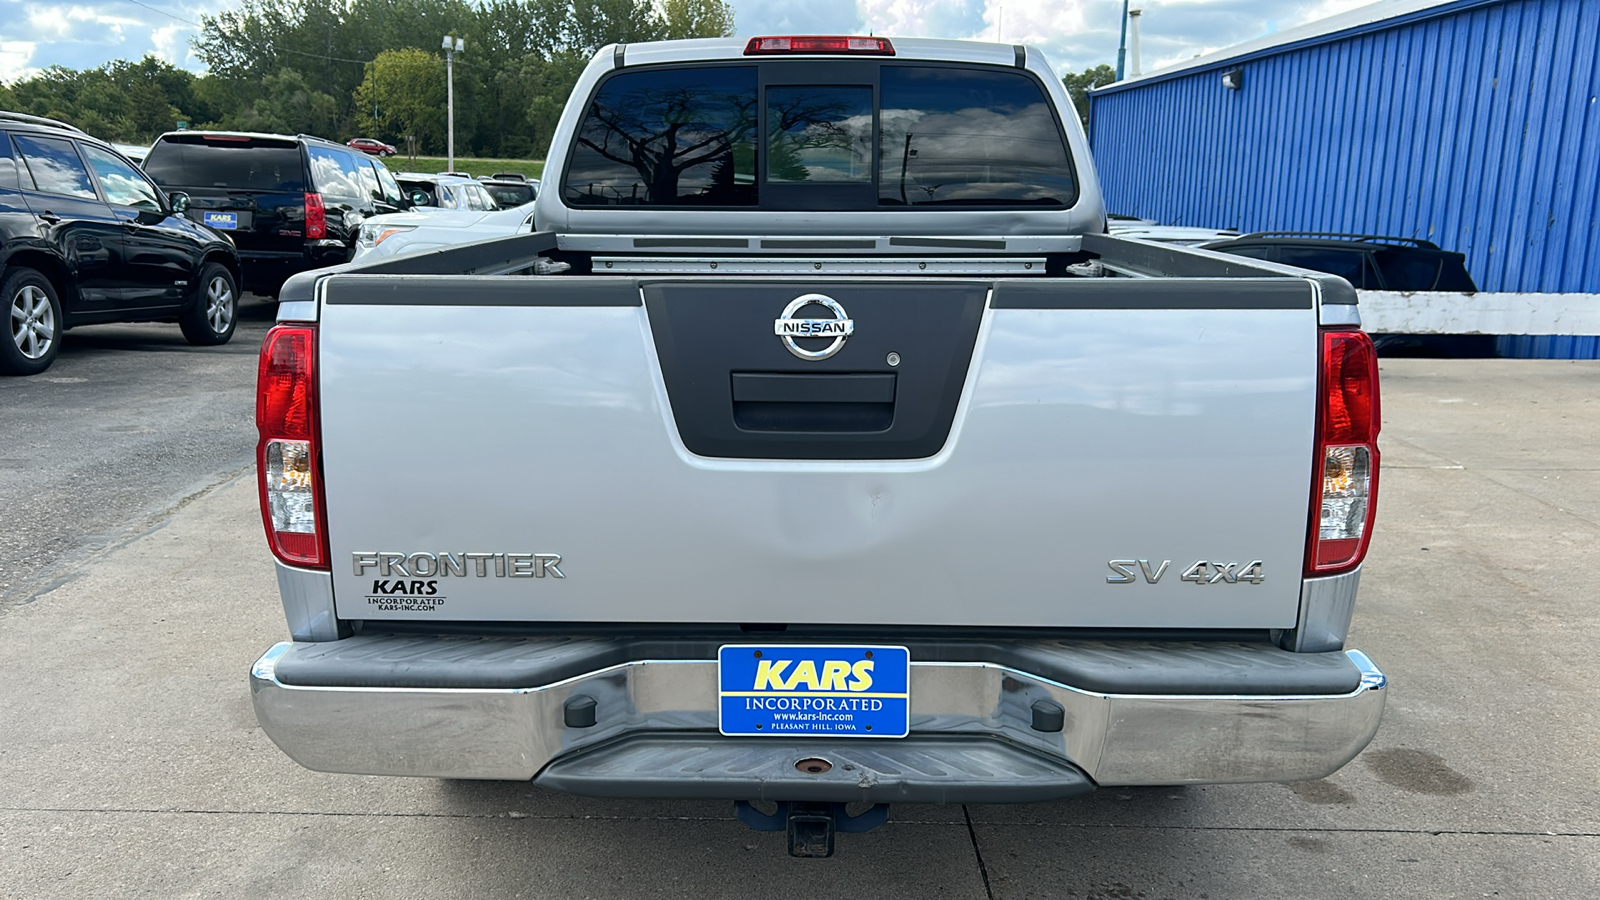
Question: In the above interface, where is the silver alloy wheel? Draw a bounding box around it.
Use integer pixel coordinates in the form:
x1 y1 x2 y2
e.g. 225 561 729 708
205 274 235 334
9 284 55 360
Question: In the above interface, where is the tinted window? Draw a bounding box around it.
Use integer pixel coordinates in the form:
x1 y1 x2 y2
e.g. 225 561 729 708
1276 247 1371 287
484 182 535 207
374 163 404 205
307 146 364 201
355 160 381 203
879 67 1075 207
13 135 98 200
143 137 305 192
0 134 18 191
82 145 162 212
767 86 872 184
1373 250 1443 290
566 66 757 207
1434 256 1478 291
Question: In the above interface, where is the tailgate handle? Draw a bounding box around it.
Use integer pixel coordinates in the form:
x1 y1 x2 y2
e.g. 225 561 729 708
730 373 895 404
730 373 896 434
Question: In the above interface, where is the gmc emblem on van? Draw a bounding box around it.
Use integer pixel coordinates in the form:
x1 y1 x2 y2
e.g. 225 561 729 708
774 293 854 360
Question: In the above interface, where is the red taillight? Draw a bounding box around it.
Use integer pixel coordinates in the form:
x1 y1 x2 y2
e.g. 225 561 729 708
304 192 326 240
1307 330 1381 576
744 36 895 55
256 324 328 569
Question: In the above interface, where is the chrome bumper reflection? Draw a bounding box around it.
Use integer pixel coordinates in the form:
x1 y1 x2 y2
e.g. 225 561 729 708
250 643 1386 787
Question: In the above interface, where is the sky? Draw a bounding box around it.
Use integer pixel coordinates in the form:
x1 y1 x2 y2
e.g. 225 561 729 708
0 0 1380 84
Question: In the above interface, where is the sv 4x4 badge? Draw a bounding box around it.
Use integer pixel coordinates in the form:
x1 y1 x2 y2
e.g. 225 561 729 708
1106 559 1265 585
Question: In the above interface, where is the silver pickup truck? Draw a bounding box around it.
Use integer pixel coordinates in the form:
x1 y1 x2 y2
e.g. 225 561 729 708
249 36 1385 857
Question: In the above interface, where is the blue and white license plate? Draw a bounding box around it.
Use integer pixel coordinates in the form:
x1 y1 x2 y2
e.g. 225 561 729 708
202 211 238 229
718 645 909 738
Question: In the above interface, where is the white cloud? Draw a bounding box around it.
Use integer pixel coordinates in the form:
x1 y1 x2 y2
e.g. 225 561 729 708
151 23 188 64
24 4 139 43
855 0 987 38
0 39 38 82
735 0 865 35
972 0 1089 46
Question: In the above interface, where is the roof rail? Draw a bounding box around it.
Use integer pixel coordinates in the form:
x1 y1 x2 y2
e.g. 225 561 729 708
0 110 86 135
1231 231 1441 250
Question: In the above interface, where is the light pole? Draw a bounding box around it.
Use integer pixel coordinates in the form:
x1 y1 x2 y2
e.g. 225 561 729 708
442 34 464 170
1116 0 1130 80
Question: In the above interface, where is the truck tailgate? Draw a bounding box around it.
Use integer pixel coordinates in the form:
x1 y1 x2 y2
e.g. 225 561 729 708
317 274 1319 629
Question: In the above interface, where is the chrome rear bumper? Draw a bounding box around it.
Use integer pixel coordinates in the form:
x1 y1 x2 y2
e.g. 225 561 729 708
250 638 1385 794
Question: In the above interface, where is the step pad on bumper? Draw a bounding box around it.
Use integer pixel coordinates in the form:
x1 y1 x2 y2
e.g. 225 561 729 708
535 734 1095 804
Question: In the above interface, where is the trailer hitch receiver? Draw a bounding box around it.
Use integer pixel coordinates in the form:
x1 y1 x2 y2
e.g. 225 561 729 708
734 800 891 858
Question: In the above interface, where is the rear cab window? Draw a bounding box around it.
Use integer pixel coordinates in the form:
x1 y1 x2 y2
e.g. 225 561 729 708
563 61 1077 211
143 135 306 192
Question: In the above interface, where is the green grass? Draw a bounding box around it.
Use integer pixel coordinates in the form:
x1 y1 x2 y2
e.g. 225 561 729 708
382 156 544 180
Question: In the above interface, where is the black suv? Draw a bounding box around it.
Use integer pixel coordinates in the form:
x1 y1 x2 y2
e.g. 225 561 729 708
1199 233 1478 291
1 112 242 376
142 131 408 296
1201 232 1490 356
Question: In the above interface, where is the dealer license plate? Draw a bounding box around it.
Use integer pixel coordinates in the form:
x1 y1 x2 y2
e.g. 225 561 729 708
718 644 909 738
202 211 238 230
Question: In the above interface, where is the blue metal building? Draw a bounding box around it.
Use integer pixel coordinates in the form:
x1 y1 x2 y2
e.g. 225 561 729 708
1088 0 1600 357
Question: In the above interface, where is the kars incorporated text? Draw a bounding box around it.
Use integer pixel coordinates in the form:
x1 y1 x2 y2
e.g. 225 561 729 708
743 697 885 711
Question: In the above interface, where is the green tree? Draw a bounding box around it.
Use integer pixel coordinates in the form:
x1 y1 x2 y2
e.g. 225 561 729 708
499 52 588 158
353 48 448 152
566 0 664 55
1061 63 1117 127
660 0 735 40
4 57 196 142
236 68 340 136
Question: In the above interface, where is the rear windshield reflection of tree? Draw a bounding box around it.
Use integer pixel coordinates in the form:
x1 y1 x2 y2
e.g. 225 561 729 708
577 86 754 204
767 92 864 183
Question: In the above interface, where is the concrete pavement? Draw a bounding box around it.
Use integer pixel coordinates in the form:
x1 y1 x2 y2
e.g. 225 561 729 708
1 359 1597 898
0 295 277 607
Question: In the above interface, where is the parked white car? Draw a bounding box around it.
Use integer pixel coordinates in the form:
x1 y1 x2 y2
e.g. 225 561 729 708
394 173 499 212
353 202 537 261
